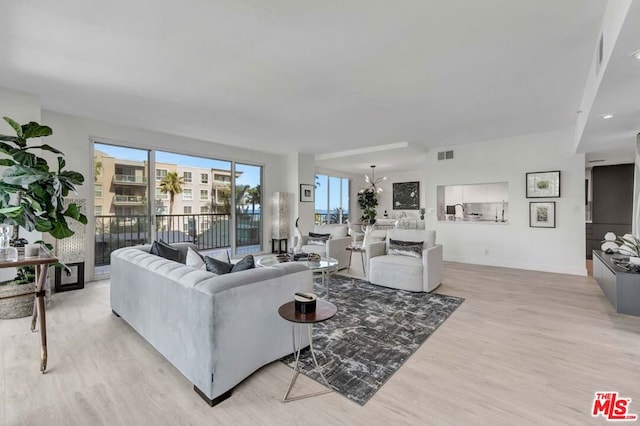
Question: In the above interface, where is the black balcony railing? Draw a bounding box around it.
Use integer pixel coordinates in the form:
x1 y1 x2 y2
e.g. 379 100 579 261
314 212 349 225
95 213 261 266
112 174 148 184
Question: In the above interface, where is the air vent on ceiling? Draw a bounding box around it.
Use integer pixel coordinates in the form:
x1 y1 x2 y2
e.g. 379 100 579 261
588 159 605 163
437 150 454 160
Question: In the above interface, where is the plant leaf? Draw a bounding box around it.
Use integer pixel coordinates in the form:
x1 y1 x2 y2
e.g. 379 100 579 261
49 216 74 239
63 203 82 221
0 159 16 167
24 144 63 154
0 206 22 216
59 170 84 185
0 135 19 144
34 217 53 232
57 156 66 172
0 141 17 154
21 122 52 139
3 117 23 138
2 164 49 186
12 150 38 167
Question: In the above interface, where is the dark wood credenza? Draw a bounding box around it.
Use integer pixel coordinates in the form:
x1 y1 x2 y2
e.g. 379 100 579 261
592 250 640 316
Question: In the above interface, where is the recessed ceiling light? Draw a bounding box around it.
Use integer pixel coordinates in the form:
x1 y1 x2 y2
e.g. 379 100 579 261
601 114 614 119
629 49 640 60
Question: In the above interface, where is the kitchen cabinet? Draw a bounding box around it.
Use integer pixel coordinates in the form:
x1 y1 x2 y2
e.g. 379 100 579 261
462 184 487 203
444 185 463 205
486 182 508 202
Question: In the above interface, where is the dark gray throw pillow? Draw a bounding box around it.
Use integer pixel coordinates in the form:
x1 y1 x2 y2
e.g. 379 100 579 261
388 239 424 258
150 240 181 262
308 232 331 246
204 254 255 275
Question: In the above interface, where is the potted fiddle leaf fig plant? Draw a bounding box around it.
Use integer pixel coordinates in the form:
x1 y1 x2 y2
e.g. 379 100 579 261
0 116 87 238
0 116 87 319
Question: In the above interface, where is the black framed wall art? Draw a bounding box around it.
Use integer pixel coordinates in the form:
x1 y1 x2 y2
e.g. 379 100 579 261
529 201 556 228
526 171 560 198
392 181 420 210
300 184 314 202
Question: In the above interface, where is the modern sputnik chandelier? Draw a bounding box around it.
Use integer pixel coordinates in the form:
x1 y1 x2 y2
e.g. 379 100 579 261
362 165 386 193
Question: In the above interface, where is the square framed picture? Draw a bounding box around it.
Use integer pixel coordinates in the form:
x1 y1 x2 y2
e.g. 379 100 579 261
392 181 420 210
300 184 314 202
526 171 560 198
529 202 556 228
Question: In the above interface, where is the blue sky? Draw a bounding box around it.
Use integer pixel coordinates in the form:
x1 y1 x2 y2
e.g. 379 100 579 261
315 175 349 213
95 143 260 187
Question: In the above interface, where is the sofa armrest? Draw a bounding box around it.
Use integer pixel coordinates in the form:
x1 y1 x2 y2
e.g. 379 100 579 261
365 241 386 276
422 244 443 292
326 236 352 270
366 241 386 259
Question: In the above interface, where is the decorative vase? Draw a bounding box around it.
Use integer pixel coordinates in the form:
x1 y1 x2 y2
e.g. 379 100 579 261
361 224 376 248
293 217 303 254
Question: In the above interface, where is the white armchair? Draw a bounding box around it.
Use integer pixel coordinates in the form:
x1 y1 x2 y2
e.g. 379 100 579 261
298 224 351 270
366 229 443 292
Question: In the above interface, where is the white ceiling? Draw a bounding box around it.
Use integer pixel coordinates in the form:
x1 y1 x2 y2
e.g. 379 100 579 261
577 0 640 160
0 0 624 173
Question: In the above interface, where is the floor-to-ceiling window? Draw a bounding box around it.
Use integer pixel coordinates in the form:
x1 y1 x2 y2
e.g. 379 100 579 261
94 143 150 276
235 163 263 254
93 142 263 276
315 174 349 224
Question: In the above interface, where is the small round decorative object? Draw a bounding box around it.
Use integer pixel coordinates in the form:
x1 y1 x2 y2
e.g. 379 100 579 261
307 253 321 267
604 232 617 242
294 292 317 314
601 241 619 254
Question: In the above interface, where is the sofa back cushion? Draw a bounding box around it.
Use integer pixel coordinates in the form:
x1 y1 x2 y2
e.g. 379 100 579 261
308 232 331 246
388 239 424 258
186 247 206 269
314 224 348 239
204 254 255 275
150 240 181 262
387 229 436 251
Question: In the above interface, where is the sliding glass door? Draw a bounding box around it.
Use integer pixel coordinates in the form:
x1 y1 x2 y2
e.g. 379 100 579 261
94 143 151 276
235 163 263 254
93 142 263 276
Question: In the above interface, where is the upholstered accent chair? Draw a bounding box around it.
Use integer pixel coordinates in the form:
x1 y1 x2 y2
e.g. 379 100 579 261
366 229 443 292
298 224 351 270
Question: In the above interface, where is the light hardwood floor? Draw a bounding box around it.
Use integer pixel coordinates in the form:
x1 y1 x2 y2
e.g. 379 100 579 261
2 257 639 426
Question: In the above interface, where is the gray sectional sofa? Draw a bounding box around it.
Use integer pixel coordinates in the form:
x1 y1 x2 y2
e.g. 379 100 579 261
110 243 312 406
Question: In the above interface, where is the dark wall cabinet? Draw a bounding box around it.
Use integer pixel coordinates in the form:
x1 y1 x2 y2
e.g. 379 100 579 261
588 164 634 259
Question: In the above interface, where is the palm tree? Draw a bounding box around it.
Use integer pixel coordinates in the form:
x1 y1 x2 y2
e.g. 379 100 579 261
159 171 184 215
245 185 261 215
235 184 250 214
94 156 103 182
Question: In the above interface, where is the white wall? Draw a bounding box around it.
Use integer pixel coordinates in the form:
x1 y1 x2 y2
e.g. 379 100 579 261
425 128 586 276
284 152 316 248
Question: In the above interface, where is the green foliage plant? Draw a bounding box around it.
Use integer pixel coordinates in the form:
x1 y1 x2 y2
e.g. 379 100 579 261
0 117 87 239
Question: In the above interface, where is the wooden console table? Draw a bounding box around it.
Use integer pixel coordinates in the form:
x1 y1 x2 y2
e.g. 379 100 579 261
0 249 58 373
592 250 640 316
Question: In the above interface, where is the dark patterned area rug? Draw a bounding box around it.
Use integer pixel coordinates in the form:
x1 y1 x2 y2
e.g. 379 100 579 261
280 274 464 405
